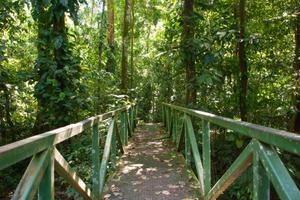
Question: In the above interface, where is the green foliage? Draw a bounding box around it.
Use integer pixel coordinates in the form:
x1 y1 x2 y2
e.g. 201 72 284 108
152 0 299 198
31 0 87 131
1 0 300 199
0 0 36 143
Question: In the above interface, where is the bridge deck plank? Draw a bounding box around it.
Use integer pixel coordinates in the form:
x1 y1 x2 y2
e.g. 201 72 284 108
103 123 200 200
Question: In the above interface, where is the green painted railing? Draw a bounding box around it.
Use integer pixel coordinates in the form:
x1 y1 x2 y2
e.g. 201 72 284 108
0 104 137 200
162 103 300 200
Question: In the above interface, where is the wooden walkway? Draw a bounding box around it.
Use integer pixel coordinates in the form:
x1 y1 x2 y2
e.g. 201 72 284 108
103 123 200 200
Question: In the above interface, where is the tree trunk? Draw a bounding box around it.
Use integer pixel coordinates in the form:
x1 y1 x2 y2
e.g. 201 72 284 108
182 0 196 107
0 83 14 142
238 0 248 121
98 0 106 69
53 13 66 74
33 2 52 134
96 0 106 114
293 10 300 133
2 85 13 130
234 0 239 57
121 0 130 94
34 1 82 133
90 0 95 25
130 0 135 95
107 0 115 73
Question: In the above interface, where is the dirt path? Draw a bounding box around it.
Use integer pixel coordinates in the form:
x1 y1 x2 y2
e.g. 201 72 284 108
103 123 200 200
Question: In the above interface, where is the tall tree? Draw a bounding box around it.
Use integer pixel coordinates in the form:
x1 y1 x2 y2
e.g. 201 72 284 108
293 7 300 132
0 0 26 141
95 0 107 114
32 0 83 132
106 0 115 73
53 3 67 74
182 0 196 107
121 0 131 94
130 0 135 92
31 0 52 133
238 0 248 121
98 0 106 68
90 0 95 25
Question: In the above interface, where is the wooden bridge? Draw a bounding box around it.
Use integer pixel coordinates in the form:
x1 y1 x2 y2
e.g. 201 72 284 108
1 103 300 199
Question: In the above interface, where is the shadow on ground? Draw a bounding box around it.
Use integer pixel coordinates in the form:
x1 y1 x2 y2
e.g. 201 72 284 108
103 123 200 200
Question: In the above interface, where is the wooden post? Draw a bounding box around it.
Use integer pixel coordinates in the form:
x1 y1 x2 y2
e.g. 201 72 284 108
162 105 165 125
174 112 179 141
133 105 137 128
166 107 169 133
186 116 205 197
134 104 138 128
202 120 211 195
177 119 184 151
111 120 117 170
253 148 270 200
12 150 52 200
120 112 126 145
92 124 100 199
168 108 173 135
184 115 191 166
124 112 128 145
172 110 176 139
126 111 133 137
38 148 54 200
130 107 134 131
164 105 167 127
172 111 177 142
115 119 124 154
99 119 115 195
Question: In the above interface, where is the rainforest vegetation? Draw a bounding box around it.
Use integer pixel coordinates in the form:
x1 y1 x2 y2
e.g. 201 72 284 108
0 0 300 199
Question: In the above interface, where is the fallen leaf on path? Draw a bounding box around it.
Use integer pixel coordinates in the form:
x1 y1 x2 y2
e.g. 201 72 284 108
162 190 171 195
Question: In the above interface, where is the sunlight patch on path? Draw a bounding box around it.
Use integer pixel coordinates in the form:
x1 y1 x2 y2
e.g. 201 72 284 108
103 123 200 200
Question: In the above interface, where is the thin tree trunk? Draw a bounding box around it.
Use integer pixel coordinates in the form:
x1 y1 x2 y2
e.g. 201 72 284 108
33 2 52 134
2 85 13 129
107 0 115 73
121 0 130 94
182 0 196 107
0 84 14 141
130 0 135 94
98 0 106 68
53 14 66 74
239 0 248 121
293 10 300 133
90 0 95 25
146 26 151 52
95 0 107 114
234 0 239 57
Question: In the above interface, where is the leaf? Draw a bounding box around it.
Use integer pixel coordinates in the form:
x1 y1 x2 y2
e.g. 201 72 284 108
225 134 235 142
198 73 213 85
216 31 226 39
235 139 244 149
43 0 51 6
59 92 66 100
54 36 63 49
59 0 68 7
204 53 215 65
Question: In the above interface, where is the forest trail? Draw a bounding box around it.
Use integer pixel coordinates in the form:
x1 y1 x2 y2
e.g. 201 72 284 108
103 123 200 200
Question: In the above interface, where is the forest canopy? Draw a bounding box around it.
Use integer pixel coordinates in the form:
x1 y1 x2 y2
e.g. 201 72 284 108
1 0 299 141
1 0 300 199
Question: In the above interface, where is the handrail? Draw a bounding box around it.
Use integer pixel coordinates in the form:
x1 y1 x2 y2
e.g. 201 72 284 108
162 103 300 200
163 103 300 156
0 104 138 200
